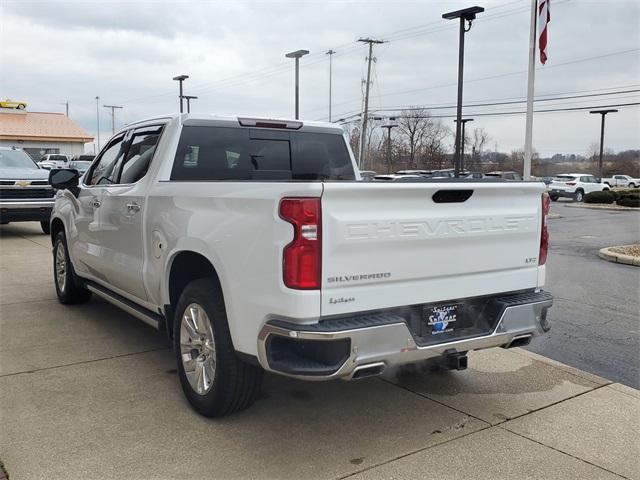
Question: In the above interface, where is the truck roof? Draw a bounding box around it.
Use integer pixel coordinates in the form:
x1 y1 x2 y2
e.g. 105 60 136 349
126 113 344 134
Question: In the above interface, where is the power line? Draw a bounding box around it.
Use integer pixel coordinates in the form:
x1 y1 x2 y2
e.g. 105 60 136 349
368 88 640 113
332 86 640 121
340 102 640 122
324 48 640 119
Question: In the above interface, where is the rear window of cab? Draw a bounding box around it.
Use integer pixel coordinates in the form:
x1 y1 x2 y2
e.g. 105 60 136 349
171 126 355 181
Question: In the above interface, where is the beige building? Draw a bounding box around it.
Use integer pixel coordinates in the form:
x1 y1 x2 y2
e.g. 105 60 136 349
0 109 93 160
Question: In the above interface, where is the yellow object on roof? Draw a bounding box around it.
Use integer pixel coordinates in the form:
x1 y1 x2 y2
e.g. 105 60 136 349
0 99 27 109
0 110 93 143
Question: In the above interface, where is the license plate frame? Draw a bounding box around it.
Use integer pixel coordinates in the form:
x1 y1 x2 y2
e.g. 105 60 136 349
423 303 460 336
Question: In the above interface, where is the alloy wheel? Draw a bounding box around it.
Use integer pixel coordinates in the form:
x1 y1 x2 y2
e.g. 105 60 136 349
179 303 216 395
55 241 67 293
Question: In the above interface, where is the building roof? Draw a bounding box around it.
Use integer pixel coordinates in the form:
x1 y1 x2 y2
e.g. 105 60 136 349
0 110 93 143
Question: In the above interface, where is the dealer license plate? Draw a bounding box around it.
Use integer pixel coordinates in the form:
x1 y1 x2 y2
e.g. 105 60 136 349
423 304 459 335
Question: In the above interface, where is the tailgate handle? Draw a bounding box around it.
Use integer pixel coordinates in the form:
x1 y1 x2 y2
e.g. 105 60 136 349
432 190 473 203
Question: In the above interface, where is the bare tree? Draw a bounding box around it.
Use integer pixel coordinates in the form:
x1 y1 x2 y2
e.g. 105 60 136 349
422 118 450 169
468 128 490 170
397 109 431 169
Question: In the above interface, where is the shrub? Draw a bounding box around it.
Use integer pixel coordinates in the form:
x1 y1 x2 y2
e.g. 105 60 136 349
619 192 640 200
617 197 640 208
584 191 615 204
609 190 621 201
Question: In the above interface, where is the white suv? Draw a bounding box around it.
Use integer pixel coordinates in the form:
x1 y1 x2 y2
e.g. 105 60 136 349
548 173 609 202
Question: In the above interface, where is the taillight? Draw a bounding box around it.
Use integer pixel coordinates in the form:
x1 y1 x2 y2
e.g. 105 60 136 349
279 197 321 289
565 182 576 186
539 192 550 265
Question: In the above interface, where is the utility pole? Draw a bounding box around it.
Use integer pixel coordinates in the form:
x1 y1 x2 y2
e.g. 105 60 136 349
454 118 473 172
443 6 484 177
172 75 189 113
65 101 69 116
381 123 398 174
95 96 100 152
184 95 198 113
357 38 385 170
590 109 617 180
326 49 335 122
103 104 123 135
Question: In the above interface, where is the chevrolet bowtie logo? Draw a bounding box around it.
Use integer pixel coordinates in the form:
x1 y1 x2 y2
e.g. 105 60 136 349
15 180 30 187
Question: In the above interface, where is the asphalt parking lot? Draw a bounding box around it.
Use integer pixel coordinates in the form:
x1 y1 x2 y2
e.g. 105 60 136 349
527 201 640 388
0 208 639 479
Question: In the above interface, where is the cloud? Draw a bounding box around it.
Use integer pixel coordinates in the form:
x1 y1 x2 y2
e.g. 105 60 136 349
1 0 638 155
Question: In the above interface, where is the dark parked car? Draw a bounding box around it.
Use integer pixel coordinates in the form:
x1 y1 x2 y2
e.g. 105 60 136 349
485 171 523 181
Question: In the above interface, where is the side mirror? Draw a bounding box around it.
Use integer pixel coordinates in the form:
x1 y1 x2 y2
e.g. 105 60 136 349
49 168 80 195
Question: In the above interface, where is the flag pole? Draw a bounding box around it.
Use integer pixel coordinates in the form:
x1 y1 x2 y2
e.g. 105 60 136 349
523 0 537 181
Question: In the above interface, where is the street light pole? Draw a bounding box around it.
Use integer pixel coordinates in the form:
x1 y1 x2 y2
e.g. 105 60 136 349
454 118 474 172
326 49 335 122
172 75 189 113
103 104 123 135
285 49 309 119
184 95 198 113
95 96 100 152
382 124 398 174
590 109 618 180
443 6 484 178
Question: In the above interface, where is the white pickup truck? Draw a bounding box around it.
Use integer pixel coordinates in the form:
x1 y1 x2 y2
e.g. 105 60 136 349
48 114 553 417
602 175 639 188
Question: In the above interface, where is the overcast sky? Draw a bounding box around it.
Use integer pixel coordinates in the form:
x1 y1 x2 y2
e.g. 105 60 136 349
1 0 638 156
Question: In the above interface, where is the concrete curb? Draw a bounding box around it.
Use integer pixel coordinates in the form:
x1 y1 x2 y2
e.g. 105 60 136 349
564 203 640 212
598 246 640 267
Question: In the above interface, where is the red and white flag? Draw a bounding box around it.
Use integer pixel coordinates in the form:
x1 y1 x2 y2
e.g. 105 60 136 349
538 0 550 64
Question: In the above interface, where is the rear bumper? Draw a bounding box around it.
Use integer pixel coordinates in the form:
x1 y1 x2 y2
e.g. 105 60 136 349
257 290 553 381
0 200 54 222
549 188 577 198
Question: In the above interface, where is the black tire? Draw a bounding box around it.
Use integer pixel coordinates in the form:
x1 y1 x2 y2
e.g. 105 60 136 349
53 231 91 304
40 220 50 234
574 189 584 202
549 194 559 202
17 104 25 110
629 183 636 188
173 278 263 417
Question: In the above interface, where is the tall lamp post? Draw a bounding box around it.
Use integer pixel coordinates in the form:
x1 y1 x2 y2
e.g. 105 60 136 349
172 75 189 113
443 6 484 178
95 96 100 152
326 49 335 122
285 49 309 119
589 109 617 180
454 117 474 172
381 123 398 174
184 95 198 113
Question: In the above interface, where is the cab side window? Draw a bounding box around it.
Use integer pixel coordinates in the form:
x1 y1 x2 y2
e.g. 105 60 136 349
118 126 163 184
88 134 126 185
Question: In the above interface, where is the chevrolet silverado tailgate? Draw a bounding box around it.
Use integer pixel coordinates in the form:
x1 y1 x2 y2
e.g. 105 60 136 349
321 181 546 316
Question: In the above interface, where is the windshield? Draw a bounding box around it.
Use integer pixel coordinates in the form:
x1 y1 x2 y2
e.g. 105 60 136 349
0 149 38 169
50 155 67 161
554 175 577 181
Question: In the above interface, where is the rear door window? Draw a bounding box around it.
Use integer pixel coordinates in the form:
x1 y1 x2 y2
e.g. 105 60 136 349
171 126 354 181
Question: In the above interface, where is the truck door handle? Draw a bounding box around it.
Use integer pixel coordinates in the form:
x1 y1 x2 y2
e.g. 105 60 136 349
91 199 101 208
126 203 141 213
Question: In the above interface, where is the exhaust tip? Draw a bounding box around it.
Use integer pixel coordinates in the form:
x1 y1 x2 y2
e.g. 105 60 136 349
351 362 385 380
507 334 533 348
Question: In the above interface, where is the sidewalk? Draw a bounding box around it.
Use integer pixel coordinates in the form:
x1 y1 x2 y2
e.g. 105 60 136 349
1 223 638 480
